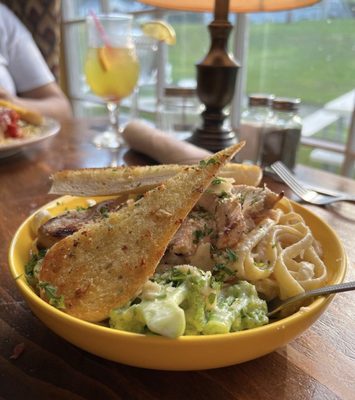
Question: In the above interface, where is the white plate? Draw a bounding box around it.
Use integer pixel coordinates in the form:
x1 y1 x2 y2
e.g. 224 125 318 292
0 117 60 158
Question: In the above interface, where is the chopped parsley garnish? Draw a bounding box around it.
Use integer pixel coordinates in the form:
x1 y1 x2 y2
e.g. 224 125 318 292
212 263 234 281
161 267 190 286
193 230 205 244
237 193 246 205
218 191 230 199
199 158 218 168
76 206 87 211
25 249 47 278
211 177 225 185
225 248 237 262
38 282 66 309
99 206 109 218
193 225 213 244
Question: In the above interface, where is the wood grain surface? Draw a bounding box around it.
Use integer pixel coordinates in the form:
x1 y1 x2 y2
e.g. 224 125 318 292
0 118 354 400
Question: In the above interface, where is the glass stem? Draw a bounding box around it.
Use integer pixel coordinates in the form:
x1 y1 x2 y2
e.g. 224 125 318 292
107 101 120 136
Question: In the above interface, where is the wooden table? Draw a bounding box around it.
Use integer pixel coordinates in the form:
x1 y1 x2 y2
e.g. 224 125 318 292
1 118 354 400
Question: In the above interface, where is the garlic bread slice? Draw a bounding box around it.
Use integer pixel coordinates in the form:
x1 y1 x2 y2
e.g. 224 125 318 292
39 142 244 322
49 161 261 197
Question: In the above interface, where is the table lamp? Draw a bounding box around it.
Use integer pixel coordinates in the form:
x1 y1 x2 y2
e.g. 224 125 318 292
140 0 320 151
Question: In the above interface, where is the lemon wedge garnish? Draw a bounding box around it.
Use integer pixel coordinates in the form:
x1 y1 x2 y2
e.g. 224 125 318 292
141 20 176 45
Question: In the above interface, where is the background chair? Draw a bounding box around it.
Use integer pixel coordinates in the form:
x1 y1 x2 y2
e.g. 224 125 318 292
2 0 62 82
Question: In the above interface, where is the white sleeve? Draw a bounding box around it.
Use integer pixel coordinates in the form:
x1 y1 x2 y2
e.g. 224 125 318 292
3 6 55 93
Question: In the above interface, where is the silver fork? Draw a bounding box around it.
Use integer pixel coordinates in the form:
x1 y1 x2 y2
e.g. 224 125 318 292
270 161 355 205
267 280 355 317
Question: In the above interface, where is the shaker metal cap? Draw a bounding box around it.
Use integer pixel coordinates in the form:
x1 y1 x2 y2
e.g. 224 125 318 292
248 93 274 107
272 97 301 111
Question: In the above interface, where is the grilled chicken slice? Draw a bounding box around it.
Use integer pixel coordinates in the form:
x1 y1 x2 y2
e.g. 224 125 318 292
233 184 283 225
214 185 283 249
37 197 127 249
167 210 214 257
162 184 283 264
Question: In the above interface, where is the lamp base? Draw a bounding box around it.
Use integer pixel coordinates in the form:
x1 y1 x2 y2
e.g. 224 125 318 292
189 111 237 152
189 128 237 153
187 7 239 152
188 61 238 152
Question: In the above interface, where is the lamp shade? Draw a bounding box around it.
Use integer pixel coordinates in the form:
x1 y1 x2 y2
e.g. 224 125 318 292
139 0 320 13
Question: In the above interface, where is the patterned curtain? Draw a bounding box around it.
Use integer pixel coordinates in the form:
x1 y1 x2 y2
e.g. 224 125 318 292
1 0 62 81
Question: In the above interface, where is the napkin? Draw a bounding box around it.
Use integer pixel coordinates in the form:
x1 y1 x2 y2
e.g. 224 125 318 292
122 120 212 164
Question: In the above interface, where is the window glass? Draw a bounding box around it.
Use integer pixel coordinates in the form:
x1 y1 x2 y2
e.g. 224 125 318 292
246 1 355 174
61 1 355 175
166 12 211 86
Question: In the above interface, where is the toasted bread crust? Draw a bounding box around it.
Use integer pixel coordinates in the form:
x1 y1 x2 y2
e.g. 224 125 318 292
39 142 244 322
49 162 262 197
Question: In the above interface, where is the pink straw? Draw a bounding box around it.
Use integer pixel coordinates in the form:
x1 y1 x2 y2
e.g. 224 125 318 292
89 10 111 48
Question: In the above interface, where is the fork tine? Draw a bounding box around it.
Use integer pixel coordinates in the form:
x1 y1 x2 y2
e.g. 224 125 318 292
274 163 308 195
272 166 306 197
270 162 354 205
271 162 308 197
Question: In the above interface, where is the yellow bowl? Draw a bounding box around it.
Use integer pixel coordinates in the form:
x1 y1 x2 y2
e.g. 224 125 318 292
8 196 347 370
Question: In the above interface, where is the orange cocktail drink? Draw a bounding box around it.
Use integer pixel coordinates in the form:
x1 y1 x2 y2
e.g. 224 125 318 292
85 46 139 102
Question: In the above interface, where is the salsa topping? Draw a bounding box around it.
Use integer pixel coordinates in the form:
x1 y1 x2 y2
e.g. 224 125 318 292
0 108 23 139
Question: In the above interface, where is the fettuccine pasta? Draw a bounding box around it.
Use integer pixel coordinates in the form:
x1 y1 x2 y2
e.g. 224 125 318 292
224 199 327 300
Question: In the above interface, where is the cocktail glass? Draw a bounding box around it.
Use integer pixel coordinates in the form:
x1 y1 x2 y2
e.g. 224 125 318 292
85 14 139 149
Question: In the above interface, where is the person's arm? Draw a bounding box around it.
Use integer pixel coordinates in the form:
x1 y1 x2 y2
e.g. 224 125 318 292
0 83 73 122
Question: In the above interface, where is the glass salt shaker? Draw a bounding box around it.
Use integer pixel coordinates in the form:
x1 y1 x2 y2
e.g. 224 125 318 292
158 87 202 141
261 97 302 170
238 93 274 163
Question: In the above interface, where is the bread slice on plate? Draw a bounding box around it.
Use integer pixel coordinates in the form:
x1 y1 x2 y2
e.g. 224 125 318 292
39 142 244 322
0 99 43 125
49 161 262 197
